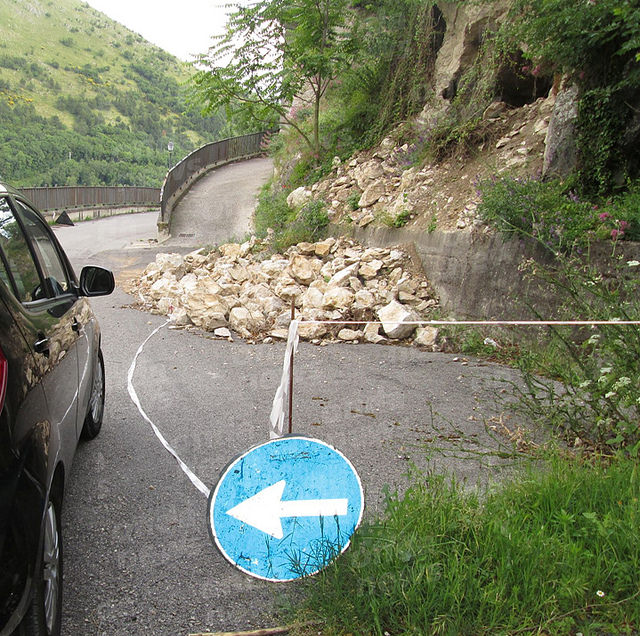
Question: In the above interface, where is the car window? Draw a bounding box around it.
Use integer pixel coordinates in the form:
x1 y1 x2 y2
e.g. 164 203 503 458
0 197 43 302
12 199 70 298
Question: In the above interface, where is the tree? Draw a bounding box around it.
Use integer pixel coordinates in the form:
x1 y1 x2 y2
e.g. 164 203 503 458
191 0 356 159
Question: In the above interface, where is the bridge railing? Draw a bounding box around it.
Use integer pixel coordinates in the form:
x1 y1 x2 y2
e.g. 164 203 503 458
158 131 270 236
19 186 161 212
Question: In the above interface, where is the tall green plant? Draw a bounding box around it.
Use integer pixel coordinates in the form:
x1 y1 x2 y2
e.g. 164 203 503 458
191 0 357 159
289 455 640 634
338 0 441 147
513 256 640 455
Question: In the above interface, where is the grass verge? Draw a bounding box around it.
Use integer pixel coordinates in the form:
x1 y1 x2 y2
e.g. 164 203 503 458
286 453 639 635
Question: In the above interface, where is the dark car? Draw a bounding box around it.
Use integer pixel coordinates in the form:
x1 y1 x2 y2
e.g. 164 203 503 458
0 183 114 636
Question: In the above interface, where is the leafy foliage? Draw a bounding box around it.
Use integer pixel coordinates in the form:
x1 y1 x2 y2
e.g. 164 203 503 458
504 0 640 195
506 0 640 87
512 255 640 454
477 176 640 254
191 0 356 158
319 0 442 156
254 182 329 252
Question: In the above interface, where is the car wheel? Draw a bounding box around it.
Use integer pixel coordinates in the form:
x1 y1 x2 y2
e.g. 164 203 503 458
81 349 104 440
23 496 63 636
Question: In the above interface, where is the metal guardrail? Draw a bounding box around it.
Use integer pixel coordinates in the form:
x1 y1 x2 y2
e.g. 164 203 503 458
159 131 269 236
18 186 161 211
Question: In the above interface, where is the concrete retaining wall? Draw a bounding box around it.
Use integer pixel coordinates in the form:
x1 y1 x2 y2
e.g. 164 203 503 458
349 225 640 319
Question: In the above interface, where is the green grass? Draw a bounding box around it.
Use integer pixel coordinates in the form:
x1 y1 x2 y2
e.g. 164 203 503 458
287 454 640 635
254 181 329 253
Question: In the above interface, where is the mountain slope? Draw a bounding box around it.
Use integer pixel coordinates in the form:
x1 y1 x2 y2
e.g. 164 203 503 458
0 0 224 187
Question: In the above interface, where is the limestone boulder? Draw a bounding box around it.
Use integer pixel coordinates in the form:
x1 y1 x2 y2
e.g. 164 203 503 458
377 300 420 339
358 182 386 208
338 329 362 342
359 260 383 280
169 307 190 327
286 186 313 209
322 287 355 311
229 307 266 338
414 326 439 348
302 287 325 311
289 254 322 285
314 238 336 257
327 263 359 288
149 276 181 302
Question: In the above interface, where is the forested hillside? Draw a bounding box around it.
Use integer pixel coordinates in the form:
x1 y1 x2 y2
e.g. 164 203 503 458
0 0 229 187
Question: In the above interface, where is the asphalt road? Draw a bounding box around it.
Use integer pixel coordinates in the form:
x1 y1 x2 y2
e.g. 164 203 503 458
54 197 528 635
168 157 275 248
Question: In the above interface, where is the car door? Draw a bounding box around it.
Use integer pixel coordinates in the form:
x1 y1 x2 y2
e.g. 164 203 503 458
0 195 82 472
12 196 98 441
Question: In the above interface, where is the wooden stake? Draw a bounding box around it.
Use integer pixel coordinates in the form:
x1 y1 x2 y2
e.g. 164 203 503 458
288 298 295 435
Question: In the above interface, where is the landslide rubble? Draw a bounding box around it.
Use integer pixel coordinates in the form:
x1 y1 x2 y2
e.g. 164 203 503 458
127 237 441 347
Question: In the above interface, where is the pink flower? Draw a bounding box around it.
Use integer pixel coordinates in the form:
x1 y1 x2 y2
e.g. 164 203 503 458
619 220 629 230
599 212 611 221
532 64 542 77
611 229 624 239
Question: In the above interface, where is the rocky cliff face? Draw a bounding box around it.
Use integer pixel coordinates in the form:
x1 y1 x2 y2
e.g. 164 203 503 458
287 0 572 236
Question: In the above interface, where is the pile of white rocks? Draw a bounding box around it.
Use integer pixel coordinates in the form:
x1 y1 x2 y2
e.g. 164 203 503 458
129 237 441 347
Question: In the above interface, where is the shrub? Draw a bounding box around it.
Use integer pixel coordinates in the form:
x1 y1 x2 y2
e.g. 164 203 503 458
477 176 598 254
511 255 640 455
254 183 329 252
477 176 640 254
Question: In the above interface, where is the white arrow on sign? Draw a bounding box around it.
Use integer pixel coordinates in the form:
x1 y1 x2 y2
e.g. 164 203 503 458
226 480 349 539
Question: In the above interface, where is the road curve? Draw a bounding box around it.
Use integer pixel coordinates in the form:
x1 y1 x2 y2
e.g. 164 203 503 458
167 156 274 248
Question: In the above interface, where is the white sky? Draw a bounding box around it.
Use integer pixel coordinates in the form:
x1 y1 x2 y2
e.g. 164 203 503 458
84 0 238 62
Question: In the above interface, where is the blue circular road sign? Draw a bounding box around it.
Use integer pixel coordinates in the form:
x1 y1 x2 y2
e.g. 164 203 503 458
208 436 364 582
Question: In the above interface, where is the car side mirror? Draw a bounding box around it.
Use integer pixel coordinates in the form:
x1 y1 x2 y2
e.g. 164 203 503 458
78 266 115 297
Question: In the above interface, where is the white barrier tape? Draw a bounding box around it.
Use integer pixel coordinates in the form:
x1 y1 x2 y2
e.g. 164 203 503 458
127 320 211 498
269 319 299 439
293 319 640 326
267 316 639 439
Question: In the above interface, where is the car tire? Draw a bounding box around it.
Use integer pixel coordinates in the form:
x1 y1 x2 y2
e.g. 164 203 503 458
81 349 105 440
22 495 63 636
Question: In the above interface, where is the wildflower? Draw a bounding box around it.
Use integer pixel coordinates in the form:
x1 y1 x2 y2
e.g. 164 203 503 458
598 212 610 221
627 260 640 267
600 367 612 375
619 220 629 230
612 377 631 391
605 391 616 399
611 229 624 239
596 590 605 597
579 380 592 389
